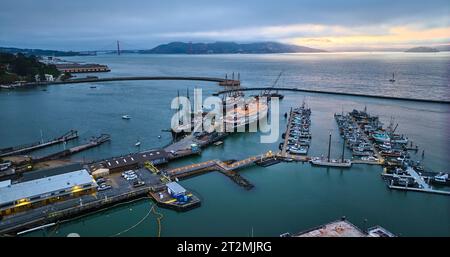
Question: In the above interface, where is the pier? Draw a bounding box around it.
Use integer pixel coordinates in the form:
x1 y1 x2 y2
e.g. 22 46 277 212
280 108 294 156
25 76 241 88
164 152 276 189
33 134 111 162
0 130 78 157
215 87 450 104
0 168 200 235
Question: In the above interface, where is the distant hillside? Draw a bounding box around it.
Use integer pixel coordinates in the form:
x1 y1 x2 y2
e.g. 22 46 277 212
0 47 81 56
405 46 439 53
140 41 325 54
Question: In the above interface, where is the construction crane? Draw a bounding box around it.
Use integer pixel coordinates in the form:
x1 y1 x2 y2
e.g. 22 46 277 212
260 71 285 100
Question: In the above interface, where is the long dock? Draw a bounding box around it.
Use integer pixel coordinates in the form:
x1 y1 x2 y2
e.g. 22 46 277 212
0 130 78 157
33 134 111 162
164 152 276 189
281 108 294 156
26 76 240 87
215 87 450 104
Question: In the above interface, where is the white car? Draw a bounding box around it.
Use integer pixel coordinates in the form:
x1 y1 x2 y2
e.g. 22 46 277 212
125 175 138 181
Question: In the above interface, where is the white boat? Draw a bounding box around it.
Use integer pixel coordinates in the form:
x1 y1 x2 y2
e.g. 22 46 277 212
310 157 352 168
222 97 269 130
372 132 390 143
122 115 131 120
135 141 141 147
288 146 308 155
434 173 448 183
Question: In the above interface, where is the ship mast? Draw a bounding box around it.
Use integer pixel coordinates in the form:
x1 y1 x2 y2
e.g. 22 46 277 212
327 132 332 162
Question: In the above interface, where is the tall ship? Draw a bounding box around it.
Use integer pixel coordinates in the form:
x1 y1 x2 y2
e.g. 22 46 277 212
310 132 352 168
222 96 269 130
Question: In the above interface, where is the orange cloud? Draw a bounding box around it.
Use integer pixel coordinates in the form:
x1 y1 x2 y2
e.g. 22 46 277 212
287 25 450 49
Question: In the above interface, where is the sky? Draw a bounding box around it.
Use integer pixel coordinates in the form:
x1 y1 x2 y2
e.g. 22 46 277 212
0 0 449 51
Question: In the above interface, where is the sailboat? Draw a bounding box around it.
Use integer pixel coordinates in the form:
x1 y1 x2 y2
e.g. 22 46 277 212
389 73 396 82
310 132 352 167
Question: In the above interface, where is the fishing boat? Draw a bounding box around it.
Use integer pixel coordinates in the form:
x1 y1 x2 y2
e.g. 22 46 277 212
122 115 131 120
391 135 408 144
432 173 450 185
372 132 390 143
310 133 352 168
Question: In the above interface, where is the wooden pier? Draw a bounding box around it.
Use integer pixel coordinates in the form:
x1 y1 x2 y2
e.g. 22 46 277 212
281 108 294 157
33 134 111 162
0 130 78 157
25 76 241 88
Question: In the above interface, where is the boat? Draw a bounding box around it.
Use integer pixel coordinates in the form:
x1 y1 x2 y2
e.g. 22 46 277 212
122 115 131 120
309 133 352 168
222 97 269 130
253 71 285 100
213 141 223 146
372 132 390 143
391 135 408 144
288 146 308 155
433 173 449 184
310 157 352 168
135 140 141 147
389 73 396 82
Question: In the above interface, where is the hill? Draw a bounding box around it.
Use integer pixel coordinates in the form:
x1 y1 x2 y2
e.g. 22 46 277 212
0 52 60 84
0 47 81 56
405 47 439 53
140 41 325 54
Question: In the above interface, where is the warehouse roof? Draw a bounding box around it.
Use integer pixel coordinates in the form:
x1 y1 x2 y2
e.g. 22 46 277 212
0 169 95 206
166 182 186 195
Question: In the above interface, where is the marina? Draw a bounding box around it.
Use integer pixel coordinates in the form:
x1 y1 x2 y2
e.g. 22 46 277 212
0 52 448 237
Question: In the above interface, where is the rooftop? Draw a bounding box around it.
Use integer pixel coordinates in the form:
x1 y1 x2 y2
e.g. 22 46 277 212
166 182 186 195
0 169 95 206
294 220 367 237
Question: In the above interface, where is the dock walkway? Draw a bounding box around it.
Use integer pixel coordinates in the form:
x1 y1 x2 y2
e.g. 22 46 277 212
0 130 78 157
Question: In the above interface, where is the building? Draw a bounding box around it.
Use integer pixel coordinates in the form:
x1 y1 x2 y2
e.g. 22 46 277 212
89 149 169 173
0 169 97 217
34 74 54 82
166 182 187 197
283 218 395 237
55 63 110 73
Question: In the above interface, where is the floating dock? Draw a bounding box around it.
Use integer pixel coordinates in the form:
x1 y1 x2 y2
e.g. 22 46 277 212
33 134 111 162
0 130 78 157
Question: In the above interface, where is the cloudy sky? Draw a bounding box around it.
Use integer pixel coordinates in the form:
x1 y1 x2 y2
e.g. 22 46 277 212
1 0 449 51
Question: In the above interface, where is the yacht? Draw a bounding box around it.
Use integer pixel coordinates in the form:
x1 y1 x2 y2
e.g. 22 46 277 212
122 115 131 120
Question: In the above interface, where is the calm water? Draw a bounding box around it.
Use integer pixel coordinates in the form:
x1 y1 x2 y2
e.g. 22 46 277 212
1 52 449 236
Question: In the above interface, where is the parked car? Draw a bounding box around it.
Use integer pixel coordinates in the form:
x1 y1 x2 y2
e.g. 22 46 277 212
97 184 112 191
133 180 145 188
125 175 138 181
96 177 107 184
